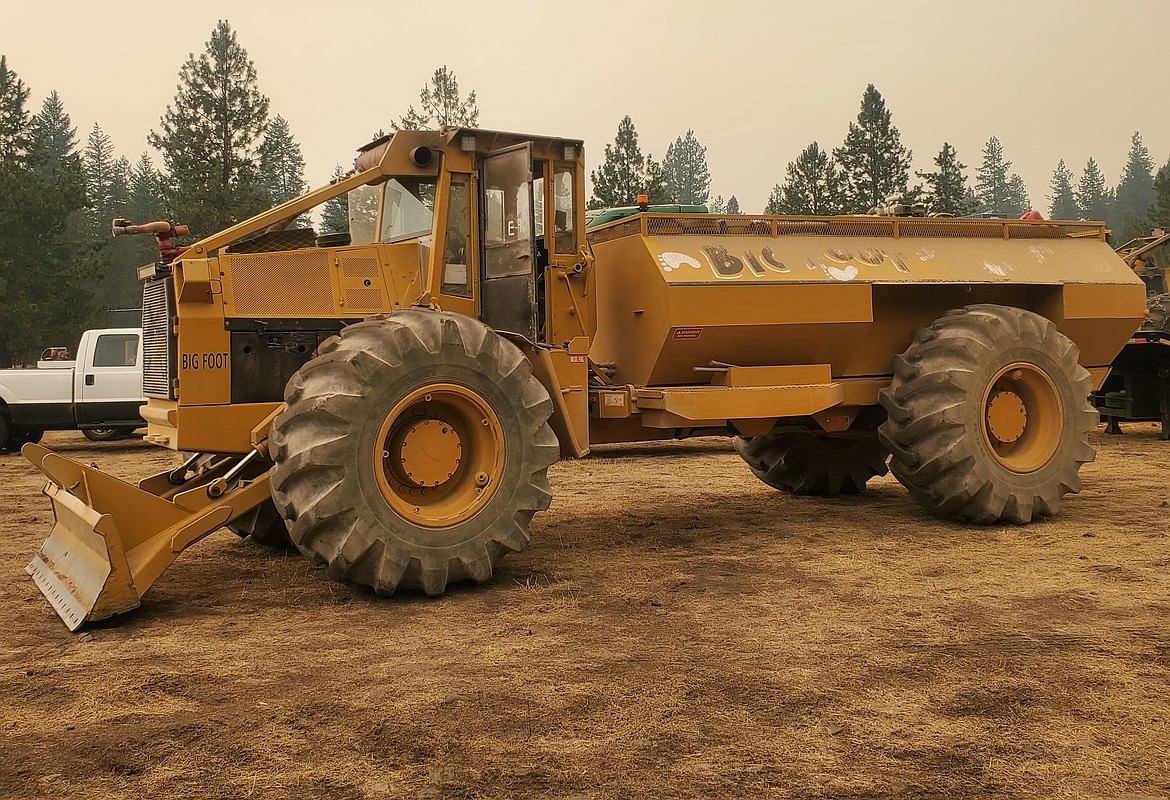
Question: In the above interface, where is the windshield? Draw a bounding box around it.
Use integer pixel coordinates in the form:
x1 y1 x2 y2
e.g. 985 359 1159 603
381 178 435 242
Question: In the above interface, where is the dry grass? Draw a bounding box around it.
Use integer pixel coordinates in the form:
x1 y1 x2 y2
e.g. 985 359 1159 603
0 428 1168 799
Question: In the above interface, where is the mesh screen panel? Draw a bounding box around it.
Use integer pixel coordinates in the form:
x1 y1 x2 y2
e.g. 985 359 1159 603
229 251 336 316
344 287 384 312
587 214 1104 244
226 228 317 254
340 256 381 278
586 218 642 246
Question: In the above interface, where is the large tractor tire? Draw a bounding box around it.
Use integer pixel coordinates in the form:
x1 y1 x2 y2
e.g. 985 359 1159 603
878 304 1097 524
269 310 559 596
227 499 295 549
734 426 889 495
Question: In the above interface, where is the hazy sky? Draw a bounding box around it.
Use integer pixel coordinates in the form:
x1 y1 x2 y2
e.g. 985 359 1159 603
6 0 1169 214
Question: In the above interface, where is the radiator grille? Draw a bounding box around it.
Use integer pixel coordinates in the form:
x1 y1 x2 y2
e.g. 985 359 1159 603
141 277 175 399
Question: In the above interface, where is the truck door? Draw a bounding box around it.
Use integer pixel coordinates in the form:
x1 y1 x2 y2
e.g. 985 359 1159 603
479 143 537 340
76 331 144 424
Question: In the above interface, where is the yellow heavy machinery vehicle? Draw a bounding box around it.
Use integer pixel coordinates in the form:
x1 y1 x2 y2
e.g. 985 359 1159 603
23 127 1146 630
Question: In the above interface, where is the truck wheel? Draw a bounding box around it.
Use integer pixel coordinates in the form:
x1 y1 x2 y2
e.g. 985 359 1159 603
733 428 888 494
16 427 44 445
83 428 124 442
0 415 12 452
270 310 559 596
878 304 1097 524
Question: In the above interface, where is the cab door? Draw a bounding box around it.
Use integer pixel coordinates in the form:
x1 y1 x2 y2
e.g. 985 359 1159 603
479 143 537 340
76 331 145 424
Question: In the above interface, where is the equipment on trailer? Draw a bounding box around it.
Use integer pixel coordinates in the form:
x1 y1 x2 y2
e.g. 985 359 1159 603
1092 230 1170 436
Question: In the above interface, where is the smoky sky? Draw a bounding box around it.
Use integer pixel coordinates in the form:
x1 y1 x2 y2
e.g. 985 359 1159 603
6 0 1166 213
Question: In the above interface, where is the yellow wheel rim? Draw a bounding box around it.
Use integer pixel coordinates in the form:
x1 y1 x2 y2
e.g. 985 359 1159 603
981 362 1063 473
373 383 504 528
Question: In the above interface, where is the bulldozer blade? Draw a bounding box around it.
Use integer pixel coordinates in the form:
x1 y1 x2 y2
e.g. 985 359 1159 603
26 480 142 630
22 443 271 630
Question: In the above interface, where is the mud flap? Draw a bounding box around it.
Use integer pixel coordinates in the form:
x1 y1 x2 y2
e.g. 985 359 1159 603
23 443 271 630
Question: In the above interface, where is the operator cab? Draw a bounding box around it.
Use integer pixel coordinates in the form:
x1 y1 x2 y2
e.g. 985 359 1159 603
343 129 586 345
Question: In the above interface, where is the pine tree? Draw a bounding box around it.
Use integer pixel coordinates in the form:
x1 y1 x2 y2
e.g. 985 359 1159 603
395 66 479 131
975 137 1029 216
766 142 844 215
0 55 30 162
916 143 974 215
321 164 349 233
661 129 710 205
95 155 138 311
726 196 741 214
0 69 99 366
82 123 119 230
257 114 306 209
708 195 725 213
1076 157 1111 222
1113 132 1156 232
1047 160 1079 219
833 84 912 212
148 20 270 236
126 152 165 223
119 151 168 283
27 91 78 178
1007 174 1031 215
644 155 670 204
1150 158 1170 229
588 116 660 209
110 156 130 212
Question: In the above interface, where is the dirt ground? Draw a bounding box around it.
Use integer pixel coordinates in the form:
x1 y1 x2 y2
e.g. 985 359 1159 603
0 427 1167 800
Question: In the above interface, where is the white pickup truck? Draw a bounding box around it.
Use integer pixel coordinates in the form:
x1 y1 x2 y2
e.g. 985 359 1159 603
0 328 146 452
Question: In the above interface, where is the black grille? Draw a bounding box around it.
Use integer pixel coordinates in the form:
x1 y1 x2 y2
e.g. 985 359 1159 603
141 277 176 399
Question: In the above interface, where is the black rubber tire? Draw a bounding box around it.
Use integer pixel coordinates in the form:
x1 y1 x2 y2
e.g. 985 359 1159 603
878 304 1096 524
269 310 559 596
734 429 889 495
0 420 40 452
83 428 125 442
15 427 44 446
227 499 295 548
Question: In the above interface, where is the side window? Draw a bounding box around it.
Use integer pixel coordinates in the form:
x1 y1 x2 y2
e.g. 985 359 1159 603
533 175 545 239
481 145 534 279
554 167 578 254
348 184 380 245
441 179 471 298
93 334 138 367
485 188 505 245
